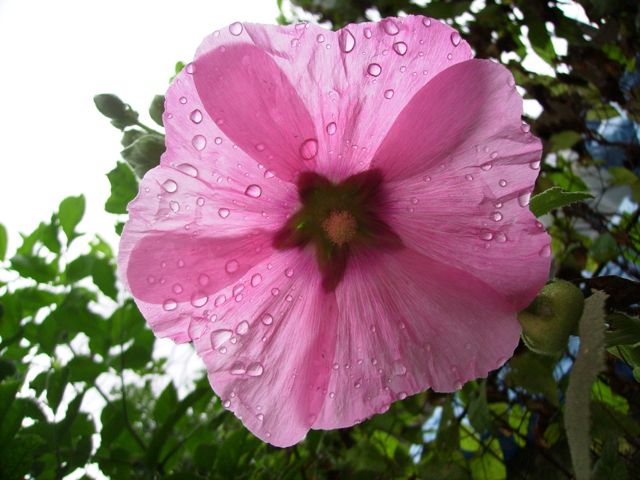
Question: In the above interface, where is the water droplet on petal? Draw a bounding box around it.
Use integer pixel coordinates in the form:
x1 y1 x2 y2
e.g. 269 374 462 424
329 391 335 399
393 41 408 56
250 273 262 287
354 379 362 389
229 22 243 36
169 200 180 213
230 361 246 375
539 244 551 258
218 208 230 218
197 197 205 206
332 363 339 370
521 122 531 133
364 27 372 38
185 62 196 74
210 329 232 349
177 163 198 177
481 162 493 171
223 399 231 408
271 288 279 296
225 259 239 274
190 292 208 308
316 33 325 43
190 109 203 124
326 122 337 135
393 360 407 376
384 89 395 99
367 63 382 77
163 299 177 311
179 96 187 104
382 19 399 35
261 313 274 326
300 138 318 160
284 268 294 278
255 143 266 152
198 274 209 287
495 232 507 243
214 295 226 307
530 160 541 170
465 174 474 181
264 169 275 179
491 212 503 222
422 17 432 27
214 137 223 145
518 191 532 207
450 31 461 46
244 184 262 198
236 321 249 335
172 283 183 294
398 391 408 400
453 381 463 390
162 180 178 193
192 135 206 151
247 362 264 377
490 151 498 159
447 53 453 60
338 29 356 53
480 231 493 241
499 179 508 187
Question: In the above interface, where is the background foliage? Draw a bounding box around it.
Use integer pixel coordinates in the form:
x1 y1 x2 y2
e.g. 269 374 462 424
1 0 640 478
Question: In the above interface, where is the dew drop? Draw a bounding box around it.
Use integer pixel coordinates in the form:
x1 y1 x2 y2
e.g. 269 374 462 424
332 363 339 370
326 122 337 135
450 31 461 46
271 288 280 297
364 27 372 39
423 175 431 182
147 275 156 285
422 17 432 27
162 179 178 193
480 162 493 171
490 151 498 159
367 63 382 77
447 53 453 60
491 212 503 222
256 413 264 421
223 399 231 408
392 41 408 56
264 170 275 179
354 379 362 389
247 362 264 377
398 391 408 400
169 200 180 213
518 191 531 207
210 329 232 349
382 19 399 35
384 89 395 99
480 231 493 241
284 267 294 278
236 321 249 335
244 184 262 198
177 163 198 177
230 361 246 375
163 299 177 311
229 22 243 36
225 259 239 274
190 109 203 124
495 232 507 243
539 244 551 258
191 292 208 308
179 96 187 104
261 313 274 326
214 137 222 145
255 143 266 152
530 160 541 170
329 391 335 399
185 62 196 74
453 381 463 390
339 29 356 53
198 274 210 286
300 138 318 160
499 179 508 187
188 318 207 340
465 174 474 181
172 283 183 294
521 122 531 133
192 135 206 151
218 208 230 218
214 295 226 307
316 33 325 43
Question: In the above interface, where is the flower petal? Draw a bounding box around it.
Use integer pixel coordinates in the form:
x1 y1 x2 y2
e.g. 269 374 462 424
372 59 550 308
313 248 519 430
189 16 472 181
192 249 338 447
119 165 296 343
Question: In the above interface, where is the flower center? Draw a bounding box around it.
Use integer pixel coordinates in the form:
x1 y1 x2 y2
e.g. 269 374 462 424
322 210 357 246
273 169 402 292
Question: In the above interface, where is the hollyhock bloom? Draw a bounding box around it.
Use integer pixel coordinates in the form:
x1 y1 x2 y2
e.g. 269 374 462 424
119 16 551 447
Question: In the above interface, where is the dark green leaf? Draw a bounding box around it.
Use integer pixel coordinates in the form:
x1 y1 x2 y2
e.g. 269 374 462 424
58 195 85 243
529 187 593 217
120 133 165 177
92 256 117 300
67 356 106 384
65 255 94 283
605 312 640 347
105 162 138 214
10 254 57 283
46 366 70 413
149 95 165 127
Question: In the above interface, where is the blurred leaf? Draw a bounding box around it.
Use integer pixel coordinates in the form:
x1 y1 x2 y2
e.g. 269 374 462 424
149 95 165 127
58 195 85 243
120 133 165 177
0 223 7 261
529 187 593 217
605 312 640 347
592 439 629 480
590 233 618 263
67 356 106 384
153 381 178 425
565 291 607 480
436 400 459 452
467 381 490 433
549 131 582 150
65 255 94 283
105 162 138 214
10 254 57 283
92 256 117 300
46 366 70 413
505 352 559 405
469 438 506 480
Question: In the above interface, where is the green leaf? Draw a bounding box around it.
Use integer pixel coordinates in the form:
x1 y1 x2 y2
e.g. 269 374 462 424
529 187 593 217
549 130 582 150
92 256 117 300
67 356 106 384
94 94 139 128
590 233 618 263
120 133 165 177
65 255 94 283
46 367 70 413
505 352 559 405
105 162 138 214
565 291 607 480
469 438 506 480
605 312 640 347
10 254 57 283
153 381 178 425
0 223 7 261
149 95 165 127
467 381 490 433
58 195 85 243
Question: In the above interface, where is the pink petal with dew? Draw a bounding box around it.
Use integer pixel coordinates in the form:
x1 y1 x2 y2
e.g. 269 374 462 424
373 59 551 308
119 162 297 343
313 247 520 429
192 248 337 447
190 16 472 182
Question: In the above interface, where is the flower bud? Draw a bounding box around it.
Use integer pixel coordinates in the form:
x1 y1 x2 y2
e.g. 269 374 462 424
518 279 585 356
94 94 139 128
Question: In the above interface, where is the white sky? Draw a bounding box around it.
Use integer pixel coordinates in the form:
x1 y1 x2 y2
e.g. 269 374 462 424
0 0 281 253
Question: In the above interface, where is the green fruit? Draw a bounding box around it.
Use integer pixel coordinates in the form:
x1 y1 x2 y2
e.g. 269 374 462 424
518 279 585 356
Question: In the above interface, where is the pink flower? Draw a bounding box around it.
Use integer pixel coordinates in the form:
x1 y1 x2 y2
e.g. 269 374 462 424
119 16 551 447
